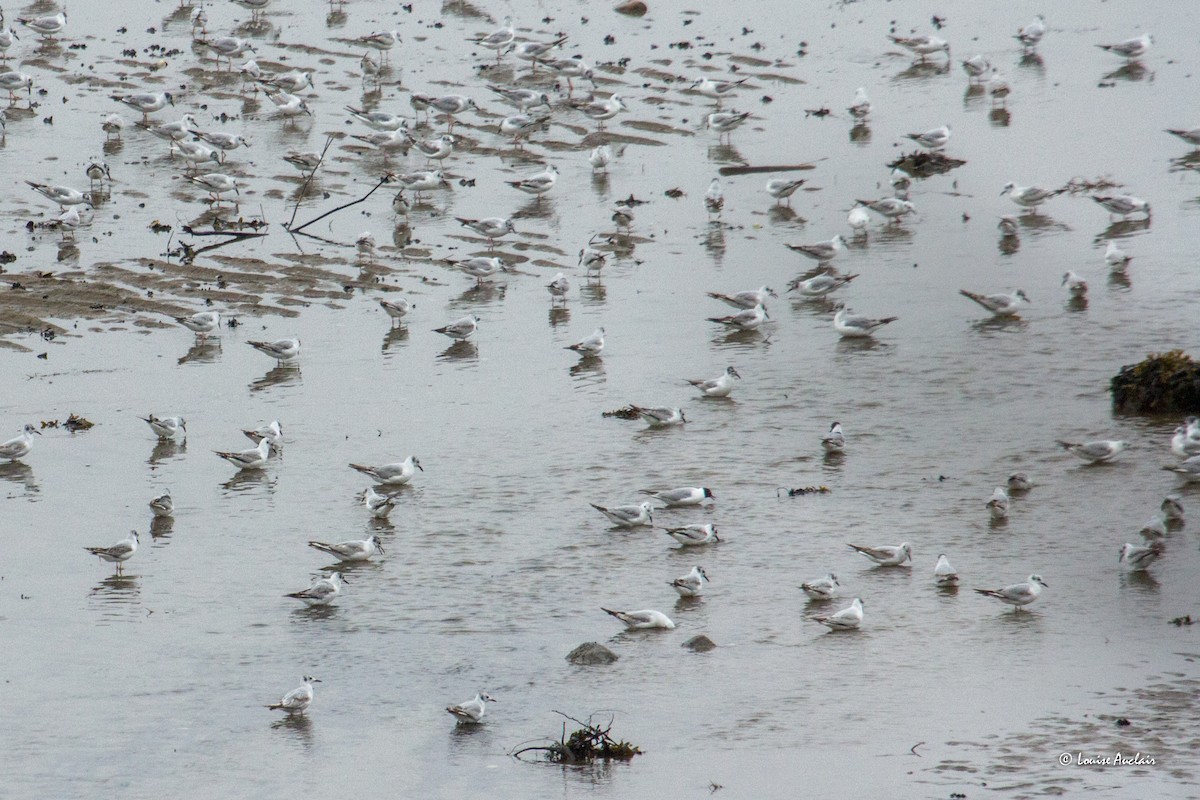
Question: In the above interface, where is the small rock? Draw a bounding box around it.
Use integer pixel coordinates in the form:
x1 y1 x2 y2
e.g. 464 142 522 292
614 0 647 16
566 641 619 665
682 634 717 652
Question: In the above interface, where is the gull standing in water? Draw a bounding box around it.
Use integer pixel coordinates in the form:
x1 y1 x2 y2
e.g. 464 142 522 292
962 55 990 82
801 573 839 600
687 366 740 397
1093 195 1151 220
175 310 220 338
380 298 413 327
601 608 675 630
959 288 1029 317
669 566 709 597
455 217 516 248
788 272 857 298
1119 542 1164 571
565 327 605 357
905 124 951 149
986 487 1010 520
691 75 748 105
705 110 750 140
1008 473 1033 493
308 535 384 563
362 486 397 519
447 692 496 724
786 234 846 264
590 501 654 528
140 415 187 440
834 306 897 338
506 164 558 201
847 542 912 566
629 406 686 428
349 456 423 485
84 530 139 573
268 677 319 715
215 438 271 470
248 338 300 362
472 15 515 61
433 315 480 341
706 286 776 310
821 421 845 453
856 197 916 223
0 424 40 461
1001 182 1064 210
974 575 1047 611
766 177 806 206
888 33 950 61
811 597 863 631
639 487 714 507
1062 271 1088 298
547 273 569 304
1057 439 1127 464
1096 33 1152 60
1104 240 1132 271
1015 15 1046 49
285 572 346 606
934 554 959 585
358 30 401 63
847 87 871 120
708 304 768 331
149 491 174 518
662 523 720 547
704 178 724 218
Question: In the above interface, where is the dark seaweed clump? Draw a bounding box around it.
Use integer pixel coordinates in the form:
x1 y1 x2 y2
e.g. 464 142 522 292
1111 350 1200 415
887 151 966 178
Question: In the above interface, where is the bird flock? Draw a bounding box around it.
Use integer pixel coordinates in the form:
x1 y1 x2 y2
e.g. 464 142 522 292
1 2 1196 746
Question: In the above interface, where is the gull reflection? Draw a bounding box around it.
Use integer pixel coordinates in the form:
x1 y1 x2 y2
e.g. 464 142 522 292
178 339 221 366
250 364 302 393
148 438 187 467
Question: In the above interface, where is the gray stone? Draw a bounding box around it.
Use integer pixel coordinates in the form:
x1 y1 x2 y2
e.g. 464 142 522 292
681 634 717 652
566 641 619 665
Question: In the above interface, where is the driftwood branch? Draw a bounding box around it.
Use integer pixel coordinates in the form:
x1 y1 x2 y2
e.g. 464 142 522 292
285 173 392 235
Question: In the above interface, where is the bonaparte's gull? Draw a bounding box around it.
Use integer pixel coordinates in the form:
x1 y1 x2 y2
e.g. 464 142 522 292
349 456 423 485
380 298 413 325
572 94 626 127
801 573 839 600
507 164 558 198
1001 182 1063 208
856 197 916 221
847 86 871 119
974 574 1047 610
1166 127 1200 148
269 677 319 714
987 487 1010 520
1093 195 1150 219
0 424 41 461
1015 15 1046 48
266 91 313 120
248 338 300 362
834 307 897 338
889 34 950 60
1119 542 1164 571
85 530 138 573
512 37 568 66
433 315 479 340
579 244 608 274
591 501 654 528
407 132 455 161
346 106 407 132
962 55 990 81
848 206 870 234
362 486 397 518
547 273 570 303
601 607 675 629
17 10 66 39
786 234 846 263
259 70 314 94
788 272 857 297
185 173 239 203
669 566 709 597
499 111 551 144
639 487 714 507
1171 427 1200 458
905 124 951 149
308 535 384 562
140 414 187 439
447 692 496 723
427 95 477 132
1007 472 1033 493
705 110 750 138
691 75 748 103
244 420 283 448
766 178 806 206
1162 495 1185 522
589 145 613 172
0 71 33 103
1163 455 1200 482
175 310 221 337
847 542 912 566
959 288 1029 317
1103 240 1132 270
811 597 863 630
149 491 174 518
536 56 595 91
708 304 768 330
629 406 686 427
704 178 724 217
113 91 175 120
137 114 199 144
1140 515 1167 542
455 217 516 248
448 256 506 283
934 554 958 585
1057 439 1127 463
198 37 257 68
706 286 776 310
1062 271 1088 298
102 114 125 139
662 523 720 546
285 572 345 606
283 151 322 174
687 366 740 397
25 181 87 208
473 17 515 60
1096 33 1152 60
821 421 845 452
565 327 605 357
216 437 271 470
358 29 401 61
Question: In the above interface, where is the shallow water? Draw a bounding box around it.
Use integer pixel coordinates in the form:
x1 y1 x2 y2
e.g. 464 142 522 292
2 0 1200 797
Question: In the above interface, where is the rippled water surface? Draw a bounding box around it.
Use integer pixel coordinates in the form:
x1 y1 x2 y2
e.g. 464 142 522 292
3 0 1200 797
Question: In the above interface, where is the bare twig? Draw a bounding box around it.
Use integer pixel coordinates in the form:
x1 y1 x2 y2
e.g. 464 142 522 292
286 134 336 229
910 741 925 757
286 174 392 235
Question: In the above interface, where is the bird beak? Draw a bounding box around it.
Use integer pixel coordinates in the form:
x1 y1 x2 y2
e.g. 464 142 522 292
416 463 424 471
32 428 42 436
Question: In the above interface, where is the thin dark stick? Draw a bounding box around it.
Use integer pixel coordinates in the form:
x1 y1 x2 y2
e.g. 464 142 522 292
286 174 391 235
286 134 336 229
